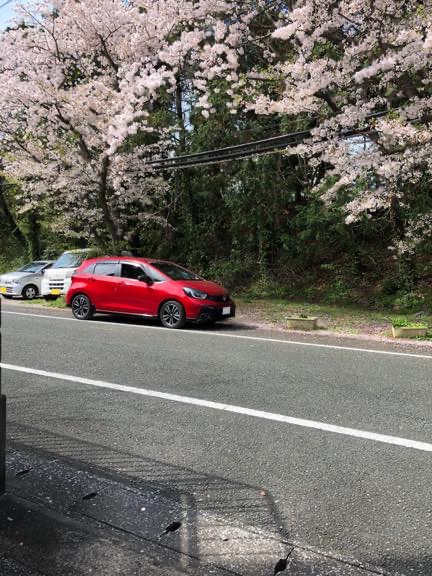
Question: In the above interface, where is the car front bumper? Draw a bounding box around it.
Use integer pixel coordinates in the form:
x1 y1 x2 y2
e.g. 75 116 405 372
41 277 72 296
194 303 236 322
0 284 22 296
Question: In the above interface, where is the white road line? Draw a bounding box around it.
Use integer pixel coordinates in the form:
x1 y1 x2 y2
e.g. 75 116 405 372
2 362 432 453
2 309 432 360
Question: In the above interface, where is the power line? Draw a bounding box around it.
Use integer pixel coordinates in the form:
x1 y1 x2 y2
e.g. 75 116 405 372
146 110 392 170
0 0 14 10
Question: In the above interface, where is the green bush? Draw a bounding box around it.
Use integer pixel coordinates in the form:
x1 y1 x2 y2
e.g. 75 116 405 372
0 255 26 274
205 255 256 289
323 280 354 304
381 278 399 296
390 316 427 328
392 292 426 312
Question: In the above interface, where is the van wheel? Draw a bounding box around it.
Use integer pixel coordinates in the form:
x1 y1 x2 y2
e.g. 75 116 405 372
22 284 38 300
159 300 186 329
71 294 94 320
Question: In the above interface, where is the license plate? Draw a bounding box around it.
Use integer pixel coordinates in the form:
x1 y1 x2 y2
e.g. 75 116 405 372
0 287 6 293
222 306 231 315
50 289 61 295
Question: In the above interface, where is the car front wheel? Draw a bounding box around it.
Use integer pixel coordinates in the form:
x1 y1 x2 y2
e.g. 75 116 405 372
159 300 186 329
71 294 94 320
22 284 38 300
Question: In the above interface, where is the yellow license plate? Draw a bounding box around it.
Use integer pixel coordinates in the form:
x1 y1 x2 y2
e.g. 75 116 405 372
0 287 6 293
50 289 61 295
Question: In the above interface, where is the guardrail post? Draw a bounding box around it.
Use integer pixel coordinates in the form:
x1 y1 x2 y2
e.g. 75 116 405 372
0 299 6 494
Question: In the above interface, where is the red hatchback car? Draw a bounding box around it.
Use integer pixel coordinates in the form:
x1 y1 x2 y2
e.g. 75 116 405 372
66 257 236 329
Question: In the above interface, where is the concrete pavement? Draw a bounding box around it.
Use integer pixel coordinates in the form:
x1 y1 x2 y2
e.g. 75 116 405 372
1 303 431 575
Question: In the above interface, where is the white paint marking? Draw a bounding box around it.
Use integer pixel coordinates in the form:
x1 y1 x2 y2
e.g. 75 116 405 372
2 362 432 453
2 309 432 360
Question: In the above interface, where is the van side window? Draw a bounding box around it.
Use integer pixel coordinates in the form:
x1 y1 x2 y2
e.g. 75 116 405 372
93 262 118 277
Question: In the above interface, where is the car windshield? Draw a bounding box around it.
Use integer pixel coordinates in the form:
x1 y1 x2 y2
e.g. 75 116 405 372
52 252 87 269
17 262 46 273
151 261 202 281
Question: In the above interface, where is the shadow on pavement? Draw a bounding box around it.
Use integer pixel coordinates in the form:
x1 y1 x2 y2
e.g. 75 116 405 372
0 492 218 576
5 421 290 576
91 313 257 332
4 424 427 576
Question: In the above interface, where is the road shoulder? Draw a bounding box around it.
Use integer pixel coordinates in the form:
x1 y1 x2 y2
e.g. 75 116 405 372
3 446 391 576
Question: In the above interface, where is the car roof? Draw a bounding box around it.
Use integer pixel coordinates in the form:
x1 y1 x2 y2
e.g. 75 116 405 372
83 257 171 265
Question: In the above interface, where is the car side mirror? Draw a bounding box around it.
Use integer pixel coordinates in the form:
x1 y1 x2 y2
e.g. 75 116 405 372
138 274 153 285
41 269 46 275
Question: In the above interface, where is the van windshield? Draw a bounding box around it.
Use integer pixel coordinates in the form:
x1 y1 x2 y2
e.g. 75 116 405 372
52 252 87 269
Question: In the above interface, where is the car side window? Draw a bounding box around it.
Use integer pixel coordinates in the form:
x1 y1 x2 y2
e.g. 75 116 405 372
121 263 145 280
143 265 165 282
81 263 95 274
93 262 118 277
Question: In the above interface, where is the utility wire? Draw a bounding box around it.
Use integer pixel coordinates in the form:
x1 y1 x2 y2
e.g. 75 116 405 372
0 0 14 10
146 110 393 170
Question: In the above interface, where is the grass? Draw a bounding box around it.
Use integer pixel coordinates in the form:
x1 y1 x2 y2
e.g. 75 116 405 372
20 296 67 308
234 297 432 337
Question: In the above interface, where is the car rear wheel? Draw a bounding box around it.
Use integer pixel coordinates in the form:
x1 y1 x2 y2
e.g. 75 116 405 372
159 300 186 329
22 284 38 300
71 294 94 320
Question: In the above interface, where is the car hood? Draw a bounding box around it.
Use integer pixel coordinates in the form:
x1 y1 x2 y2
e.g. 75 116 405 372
181 280 228 296
0 271 33 282
44 268 72 278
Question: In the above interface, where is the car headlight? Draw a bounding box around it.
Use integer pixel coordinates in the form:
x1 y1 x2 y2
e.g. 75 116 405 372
11 279 22 285
183 287 208 299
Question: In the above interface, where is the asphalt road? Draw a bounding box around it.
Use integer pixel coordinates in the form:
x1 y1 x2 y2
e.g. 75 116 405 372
1 302 432 575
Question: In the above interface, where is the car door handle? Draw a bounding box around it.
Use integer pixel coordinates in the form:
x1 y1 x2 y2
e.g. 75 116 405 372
119 280 126 285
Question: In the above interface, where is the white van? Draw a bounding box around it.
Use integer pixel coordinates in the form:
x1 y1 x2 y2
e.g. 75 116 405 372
41 249 92 300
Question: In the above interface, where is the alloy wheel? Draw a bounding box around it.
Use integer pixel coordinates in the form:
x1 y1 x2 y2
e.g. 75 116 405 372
72 295 93 320
160 301 186 329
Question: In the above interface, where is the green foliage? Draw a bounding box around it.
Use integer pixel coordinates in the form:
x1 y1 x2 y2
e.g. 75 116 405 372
323 280 354 304
0 254 26 274
392 291 426 312
380 278 399 296
390 316 427 328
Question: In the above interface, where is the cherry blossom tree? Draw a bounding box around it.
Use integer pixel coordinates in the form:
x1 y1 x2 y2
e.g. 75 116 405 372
2 0 431 284
0 0 240 250
202 0 432 283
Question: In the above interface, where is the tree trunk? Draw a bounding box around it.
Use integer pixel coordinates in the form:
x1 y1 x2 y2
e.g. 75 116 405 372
389 195 417 290
0 177 28 252
97 156 123 254
27 211 41 259
175 79 196 227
